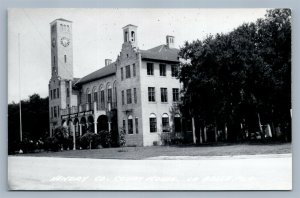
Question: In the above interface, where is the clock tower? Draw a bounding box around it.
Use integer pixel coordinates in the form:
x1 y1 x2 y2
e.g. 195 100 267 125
50 18 73 80
49 18 74 136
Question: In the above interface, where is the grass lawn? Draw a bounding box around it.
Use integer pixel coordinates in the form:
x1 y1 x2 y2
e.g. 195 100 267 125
17 142 291 160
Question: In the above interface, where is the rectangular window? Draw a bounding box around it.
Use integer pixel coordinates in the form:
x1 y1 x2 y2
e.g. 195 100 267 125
147 63 154 75
173 88 179 102
125 65 131 78
57 88 59 98
150 117 157 132
66 88 69 97
53 56 56 66
171 65 179 77
50 90 53 100
126 89 132 104
128 118 133 134
64 55 67 63
122 90 125 105
107 89 112 103
123 120 126 134
148 87 155 102
161 88 168 102
87 94 92 104
162 117 170 132
57 106 60 117
54 106 57 118
93 92 98 102
159 64 166 76
100 90 105 108
133 64 136 77
121 68 124 80
51 107 53 118
53 89 56 99
135 117 138 134
133 88 137 104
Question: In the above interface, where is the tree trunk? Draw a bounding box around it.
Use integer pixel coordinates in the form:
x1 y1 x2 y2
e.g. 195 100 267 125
192 117 196 144
214 125 218 142
224 123 228 141
203 126 207 143
199 125 203 144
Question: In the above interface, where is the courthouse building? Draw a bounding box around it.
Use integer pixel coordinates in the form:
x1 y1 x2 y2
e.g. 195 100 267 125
49 18 182 146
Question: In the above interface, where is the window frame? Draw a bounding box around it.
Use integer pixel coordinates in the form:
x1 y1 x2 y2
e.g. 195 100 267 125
133 88 137 104
161 88 168 102
159 64 166 76
121 67 124 80
128 115 133 134
148 87 156 102
125 65 131 78
126 89 132 104
149 114 157 133
172 88 179 102
133 63 136 77
171 65 179 77
147 63 154 76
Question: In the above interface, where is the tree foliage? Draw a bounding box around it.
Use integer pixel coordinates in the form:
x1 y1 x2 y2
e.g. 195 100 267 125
178 9 291 142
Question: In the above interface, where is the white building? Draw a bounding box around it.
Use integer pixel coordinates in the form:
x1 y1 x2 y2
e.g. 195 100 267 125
49 18 182 146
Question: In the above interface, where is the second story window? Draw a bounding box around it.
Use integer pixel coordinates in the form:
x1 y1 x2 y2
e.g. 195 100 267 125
171 65 179 77
66 88 69 97
50 90 53 100
133 88 137 104
121 68 124 80
53 89 56 99
173 88 179 102
148 87 155 102
161 88 168 102
160 64 166 76
147 63 154 75
122 90 125 105
57 88 59 98
126 89 132 104
133 64 136 77
107 88 112 103
87 93 92 104
126 65 131 78
54 106 57 118
100 90 105 108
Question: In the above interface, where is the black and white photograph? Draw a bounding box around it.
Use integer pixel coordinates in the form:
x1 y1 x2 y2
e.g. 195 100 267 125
7 8 291 190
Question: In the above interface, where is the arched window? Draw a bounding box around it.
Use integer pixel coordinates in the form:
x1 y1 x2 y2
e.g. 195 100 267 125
86 88 91 105
149 113 157 133
162 113 170 132
99 85 105 110
128 115 133 134
124 31 128 42
174 114 181 133
131 31 135 41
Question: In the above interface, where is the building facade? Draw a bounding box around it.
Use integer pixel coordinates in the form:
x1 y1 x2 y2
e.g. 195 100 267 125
48 18 182 146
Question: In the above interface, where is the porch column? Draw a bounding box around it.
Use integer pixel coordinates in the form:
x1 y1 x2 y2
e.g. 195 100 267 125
73 127 76 150
79 124 82 136
108 122 112 132
94 122 98 134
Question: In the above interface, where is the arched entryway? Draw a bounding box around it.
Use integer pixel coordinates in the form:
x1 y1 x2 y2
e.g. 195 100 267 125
80 117 87 135
174 114 182 133
87 116 94 133
73 118 79 136
97 115 108 133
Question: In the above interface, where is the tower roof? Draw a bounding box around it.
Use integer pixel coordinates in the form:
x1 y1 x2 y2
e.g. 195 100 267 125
50 18 72 24
122 24 138 29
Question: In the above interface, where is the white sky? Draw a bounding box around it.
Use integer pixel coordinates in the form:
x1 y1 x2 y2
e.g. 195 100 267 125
8 8 267 103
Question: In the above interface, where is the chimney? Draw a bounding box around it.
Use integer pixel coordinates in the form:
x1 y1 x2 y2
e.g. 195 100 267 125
105 59 112 66
166 35 175 48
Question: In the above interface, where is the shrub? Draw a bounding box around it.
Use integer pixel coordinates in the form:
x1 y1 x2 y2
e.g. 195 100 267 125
99 130 112 148
119 128 126 147
80 132 96 149
43 137 60 152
